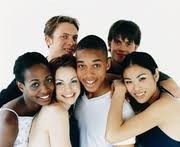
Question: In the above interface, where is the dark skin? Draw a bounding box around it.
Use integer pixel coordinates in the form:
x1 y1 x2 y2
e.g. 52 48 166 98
0 96 41 147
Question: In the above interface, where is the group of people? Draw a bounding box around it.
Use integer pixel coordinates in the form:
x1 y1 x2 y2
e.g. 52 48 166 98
0 15 180 147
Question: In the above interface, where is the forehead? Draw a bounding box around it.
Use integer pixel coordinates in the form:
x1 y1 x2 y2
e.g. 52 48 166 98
76 49 107 63
124 64 151 77
24 64 50 80
56 66 76 77
53 22 78 35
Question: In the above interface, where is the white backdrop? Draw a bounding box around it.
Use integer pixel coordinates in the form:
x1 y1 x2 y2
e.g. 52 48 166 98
0 0 180 90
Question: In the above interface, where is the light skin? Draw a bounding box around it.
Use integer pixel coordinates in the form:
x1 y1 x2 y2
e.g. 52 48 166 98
76 49 134 147
29 66 80 147
109 38 138 65
45 22 78 61
106 64 180 143
0 64 54 147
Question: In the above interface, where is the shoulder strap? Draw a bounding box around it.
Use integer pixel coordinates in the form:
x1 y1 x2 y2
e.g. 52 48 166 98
0 107 18 118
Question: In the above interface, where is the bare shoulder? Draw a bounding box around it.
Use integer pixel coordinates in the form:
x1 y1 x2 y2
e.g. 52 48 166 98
0 109 18 127
38 102 68 120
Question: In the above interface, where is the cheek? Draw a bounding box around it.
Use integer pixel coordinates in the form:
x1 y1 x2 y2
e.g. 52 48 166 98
73 84 81 93
56 87 63 96
126 85 134 94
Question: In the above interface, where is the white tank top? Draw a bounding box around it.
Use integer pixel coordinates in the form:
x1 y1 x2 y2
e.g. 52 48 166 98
0 108 34 147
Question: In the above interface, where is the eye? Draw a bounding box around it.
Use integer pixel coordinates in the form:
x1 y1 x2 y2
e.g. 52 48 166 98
73 35 78 42
56 81 63 86
93 64 101 68
71 79 78 84
77 64 85 69
46 76 53 83
124 80 132 84
61 35 68 40
31 82 39 88
139 77 146 81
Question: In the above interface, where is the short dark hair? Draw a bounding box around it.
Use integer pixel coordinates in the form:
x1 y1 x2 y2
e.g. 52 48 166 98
121 51 158 76
108 20 141 45
44 15 79 37
13 52 49 83
76 35 108 57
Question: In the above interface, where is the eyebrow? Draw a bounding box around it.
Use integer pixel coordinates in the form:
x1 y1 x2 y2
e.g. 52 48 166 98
124 73 147 80
136 73 147 78
77 59 102 63
56 76 77 82
62 33 78 36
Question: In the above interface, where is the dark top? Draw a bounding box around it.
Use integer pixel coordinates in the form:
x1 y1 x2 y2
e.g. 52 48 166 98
0 79 22 107
136 126 180 147
69 105 80 147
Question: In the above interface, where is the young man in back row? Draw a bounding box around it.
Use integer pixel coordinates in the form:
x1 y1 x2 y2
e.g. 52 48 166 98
75 35 135 147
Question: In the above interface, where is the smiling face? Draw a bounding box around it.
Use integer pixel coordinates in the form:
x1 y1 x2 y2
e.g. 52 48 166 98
76 49 111 97
123 64 158 104
46 22 78 60
20 64 54 106
55 66 80 106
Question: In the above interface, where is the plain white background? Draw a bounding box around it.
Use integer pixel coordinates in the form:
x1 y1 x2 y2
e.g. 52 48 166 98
0 0 180 90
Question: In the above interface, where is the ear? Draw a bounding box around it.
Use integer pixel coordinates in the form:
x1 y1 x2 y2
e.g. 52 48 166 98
106 57 111 71
16 81 25 92
45 35 52 48
154 68 160 82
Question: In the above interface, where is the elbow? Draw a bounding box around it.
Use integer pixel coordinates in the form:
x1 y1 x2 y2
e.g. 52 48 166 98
105 130 120 144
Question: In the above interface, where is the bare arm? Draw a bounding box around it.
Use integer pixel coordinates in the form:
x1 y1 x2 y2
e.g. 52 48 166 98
160 78 180 97
106 80 166 144
0 111 18 147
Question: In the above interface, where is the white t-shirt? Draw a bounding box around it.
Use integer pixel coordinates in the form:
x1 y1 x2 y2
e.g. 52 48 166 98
75 91 135 147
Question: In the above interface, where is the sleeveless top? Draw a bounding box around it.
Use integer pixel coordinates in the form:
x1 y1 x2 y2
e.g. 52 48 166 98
134 87 180 147
0 108 33 147
137 126 180 147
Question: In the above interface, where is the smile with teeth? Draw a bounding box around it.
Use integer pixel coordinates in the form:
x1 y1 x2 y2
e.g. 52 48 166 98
135 92 145 97
62 93 75 98
40 95 49 99
86 80 95 84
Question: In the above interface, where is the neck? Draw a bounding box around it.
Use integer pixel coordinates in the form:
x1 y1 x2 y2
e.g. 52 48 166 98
148 88 160 105
58 100 71 110
20 97 41 116
110 60 122 74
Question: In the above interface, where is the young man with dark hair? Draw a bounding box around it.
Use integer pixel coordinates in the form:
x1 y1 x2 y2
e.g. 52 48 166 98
75 35 135 147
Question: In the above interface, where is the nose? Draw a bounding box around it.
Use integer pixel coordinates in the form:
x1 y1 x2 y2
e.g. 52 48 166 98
64 84 73 93
117 43 127 52
67 36 76 46
133 82 141 92
86 67 95 77
41 83 50 94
